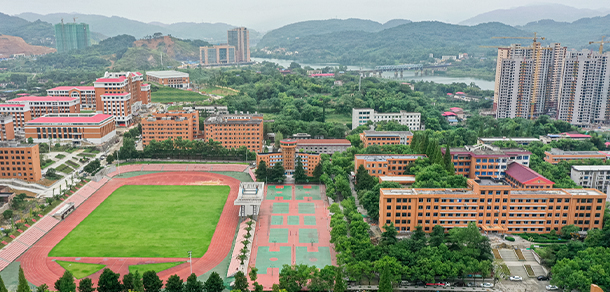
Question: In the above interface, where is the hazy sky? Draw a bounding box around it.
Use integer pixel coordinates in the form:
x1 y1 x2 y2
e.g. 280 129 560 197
3 0 610 31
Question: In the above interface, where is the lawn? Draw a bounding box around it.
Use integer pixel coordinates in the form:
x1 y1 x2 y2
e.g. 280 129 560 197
56 164 74 174
128 262 185 274
49 185 229 258
56 261 105 279
151 87 208 103
199 85 237 97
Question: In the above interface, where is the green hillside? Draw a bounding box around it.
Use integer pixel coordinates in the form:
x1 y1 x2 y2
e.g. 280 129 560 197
519 15 610 49
254 21 528 65
0 12 55 47
256 18 410 48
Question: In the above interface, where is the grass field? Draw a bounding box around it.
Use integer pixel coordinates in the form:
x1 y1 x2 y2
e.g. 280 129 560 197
262 112 350 124
56 261 105 279
56 164 74 174
151 87 208 103
128 262 185 274
49 185 230 258
199 85 237 97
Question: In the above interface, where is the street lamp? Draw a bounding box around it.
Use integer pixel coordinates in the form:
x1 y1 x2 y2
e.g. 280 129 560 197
188 251 192 274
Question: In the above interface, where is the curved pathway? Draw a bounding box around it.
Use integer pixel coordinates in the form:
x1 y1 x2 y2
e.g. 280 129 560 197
19 171 241 286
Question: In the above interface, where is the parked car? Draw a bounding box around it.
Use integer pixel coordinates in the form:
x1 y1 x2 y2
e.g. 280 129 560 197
481 283 494 288
546 285 559 290
467 282 476 287
426 283 445 286
509 276 523 281
538 275 550 281
453 282 465 287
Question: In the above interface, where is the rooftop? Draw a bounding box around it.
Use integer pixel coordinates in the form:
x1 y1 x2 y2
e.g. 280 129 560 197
95 76 127 83
205 115 263 125
47 86 94 91
296 139 351 145
363 130 413 136
561 132 591 138
146 70 189 78
355 154 427 162
505 162 554 185
447 144 530 156
27 113 114 125
547 148 605 156
8 96 78 102
0 104 25 107
479 137 541 142
571 165 610 171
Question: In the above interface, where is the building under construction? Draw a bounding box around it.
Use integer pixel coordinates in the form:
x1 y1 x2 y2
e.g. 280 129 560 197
494 42 566 120
54 22 91 53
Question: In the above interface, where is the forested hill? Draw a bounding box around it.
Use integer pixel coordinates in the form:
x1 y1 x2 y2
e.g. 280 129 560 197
254 21 528 65
256 18 411 48
519 15 610 49
0 12 55 47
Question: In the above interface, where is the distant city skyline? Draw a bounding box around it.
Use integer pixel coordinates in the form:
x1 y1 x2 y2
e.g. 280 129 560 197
3 0 610 31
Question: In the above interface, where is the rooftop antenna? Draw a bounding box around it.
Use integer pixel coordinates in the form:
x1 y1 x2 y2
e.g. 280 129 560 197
73 17 78 23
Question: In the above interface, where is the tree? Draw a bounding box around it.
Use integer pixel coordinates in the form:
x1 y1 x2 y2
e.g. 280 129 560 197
203 272 224 292
560 225 581 239
312 163 323 179
121 273 134 292
184 274 203 292
46 168 58 179
132 271 144 292
17 265 31 292
429 225 446 247
78 278 95 292
355 164 377 191
106 155 115 164
381 222 398 245
0 275 7 292
270 162 286 183
294 157 307 182
2 210 13 220
98 269 122 292
164 275 183 292
36 284 48 292
55 270 76 292
378 266 392 292
333 266 346 292
308 266 335 292
443 146 454 174
27 137 33 144
233 271 249 292
249 268 263 292
142 271 163 292
279 265 312 292
255 161 268 182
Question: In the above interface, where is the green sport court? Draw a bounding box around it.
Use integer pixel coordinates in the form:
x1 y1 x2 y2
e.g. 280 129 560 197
269 228 289 243
266 185 292 200
298 203 316 214
295 246 332 269
255 246 292 274
295 185 321 200
50 185 229 258
299 228 319 243
272 203 290 214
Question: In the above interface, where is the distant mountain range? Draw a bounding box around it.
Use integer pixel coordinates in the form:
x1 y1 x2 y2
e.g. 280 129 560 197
16 12 261 44
519 15 610 50
459 4 610 26
256 18 411 49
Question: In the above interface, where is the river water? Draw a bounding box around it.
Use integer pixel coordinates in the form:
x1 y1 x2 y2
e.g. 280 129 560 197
252 57 495 90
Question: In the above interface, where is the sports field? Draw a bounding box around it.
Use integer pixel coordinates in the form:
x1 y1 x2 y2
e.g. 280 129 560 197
49 185 229 258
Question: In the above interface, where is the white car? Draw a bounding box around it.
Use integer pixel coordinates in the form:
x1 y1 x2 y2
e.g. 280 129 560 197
546 285 559 290
467 282 476 287
481 283 494 288
509 276 523 281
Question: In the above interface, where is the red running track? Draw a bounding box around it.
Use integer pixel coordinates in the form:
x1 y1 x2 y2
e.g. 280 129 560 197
19 172 241 286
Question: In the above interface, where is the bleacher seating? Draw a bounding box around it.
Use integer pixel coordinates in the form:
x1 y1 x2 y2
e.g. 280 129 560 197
16 227 45 247
0 241 29 262
34 216 59 232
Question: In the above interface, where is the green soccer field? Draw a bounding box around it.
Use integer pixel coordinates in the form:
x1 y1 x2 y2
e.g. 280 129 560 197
49 185 229 258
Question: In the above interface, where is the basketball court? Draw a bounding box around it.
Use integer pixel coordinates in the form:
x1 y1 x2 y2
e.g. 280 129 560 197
249 184 335 289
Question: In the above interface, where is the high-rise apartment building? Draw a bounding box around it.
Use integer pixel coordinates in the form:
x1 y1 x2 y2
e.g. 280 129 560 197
557 50 610 126
494 43 566 119
351 108 421 130
54 22 91 53
228 27 250 63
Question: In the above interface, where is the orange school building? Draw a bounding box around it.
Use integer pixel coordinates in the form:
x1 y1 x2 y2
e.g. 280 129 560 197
203 114 264 153
544 148 608 164
256 139 321 177
380 178 606 234
354 154 427 177
0 142 41 182
360 130 413 147
141 111 199 146
6 96 80 118
25 113 116 145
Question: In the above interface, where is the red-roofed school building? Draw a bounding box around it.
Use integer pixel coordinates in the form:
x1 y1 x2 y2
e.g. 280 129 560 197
0 104 32 131
443 144 532 180
47 86 96 110
94 72 150 126
6 96 80 119
504 162 555 189
25 113 116 145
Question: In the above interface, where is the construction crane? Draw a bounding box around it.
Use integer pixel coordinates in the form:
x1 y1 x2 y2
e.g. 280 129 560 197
589 36 607 54
489 32 546 120
73 17 78 23
492 32 545 44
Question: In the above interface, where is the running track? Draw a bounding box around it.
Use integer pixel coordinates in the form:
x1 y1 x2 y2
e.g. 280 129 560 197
18 172 241 286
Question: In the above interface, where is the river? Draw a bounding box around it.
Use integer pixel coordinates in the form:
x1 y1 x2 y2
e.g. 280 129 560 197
252 57 495 90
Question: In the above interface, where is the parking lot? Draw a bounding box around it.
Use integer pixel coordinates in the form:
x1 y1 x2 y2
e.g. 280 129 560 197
495 248 551 292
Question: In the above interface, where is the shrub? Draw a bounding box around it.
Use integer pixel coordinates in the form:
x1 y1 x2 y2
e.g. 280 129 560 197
505 236 515 242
